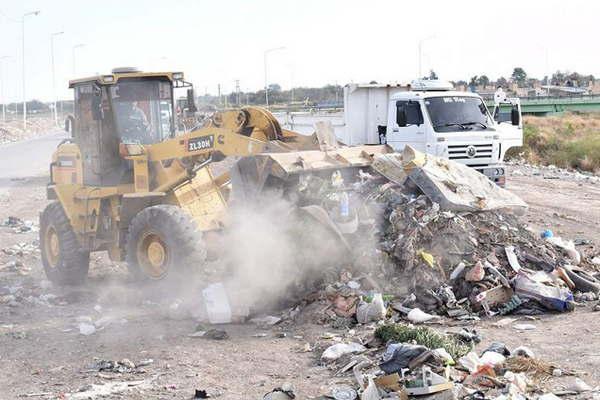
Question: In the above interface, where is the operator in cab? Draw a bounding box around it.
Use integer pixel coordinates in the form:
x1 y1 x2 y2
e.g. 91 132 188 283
119 101 152 144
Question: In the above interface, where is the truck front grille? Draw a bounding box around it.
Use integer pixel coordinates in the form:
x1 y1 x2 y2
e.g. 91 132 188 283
447 144 493 160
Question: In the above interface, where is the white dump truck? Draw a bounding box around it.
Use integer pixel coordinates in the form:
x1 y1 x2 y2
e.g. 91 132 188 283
275 80 523 185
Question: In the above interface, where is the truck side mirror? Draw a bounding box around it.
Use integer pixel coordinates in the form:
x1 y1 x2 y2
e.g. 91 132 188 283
396 107 407 127
511 107 520 126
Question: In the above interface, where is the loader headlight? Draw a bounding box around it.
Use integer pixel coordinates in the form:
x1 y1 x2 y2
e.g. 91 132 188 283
102 75 115 83
172 72 184 80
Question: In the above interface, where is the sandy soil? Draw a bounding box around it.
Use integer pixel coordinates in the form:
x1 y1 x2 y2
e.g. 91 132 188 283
0 172 598 399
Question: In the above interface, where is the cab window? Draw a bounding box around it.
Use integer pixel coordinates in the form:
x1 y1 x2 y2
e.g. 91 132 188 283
396 100 424 126
110 78 174 144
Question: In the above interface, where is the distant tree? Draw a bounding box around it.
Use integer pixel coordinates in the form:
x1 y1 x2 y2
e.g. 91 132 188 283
551 71 566 85
428 70 438 80
268 83 281 92
496 77 508 88
541 75 549 85
511 67 527 87
477 75 490 89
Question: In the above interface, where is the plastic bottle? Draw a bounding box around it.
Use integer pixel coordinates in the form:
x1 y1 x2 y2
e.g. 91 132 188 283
339 191 349 217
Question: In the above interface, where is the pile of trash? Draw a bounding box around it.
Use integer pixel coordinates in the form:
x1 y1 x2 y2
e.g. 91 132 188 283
301 147 600 322
0 216 39 233
311 321 590 400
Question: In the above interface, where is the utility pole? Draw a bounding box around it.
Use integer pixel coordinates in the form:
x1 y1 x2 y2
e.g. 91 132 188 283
22 10 40 130
235 79 240 106
217 84 221 106
418 36 435 79
50 31 64 127
0 56 10 123
264 46 285 107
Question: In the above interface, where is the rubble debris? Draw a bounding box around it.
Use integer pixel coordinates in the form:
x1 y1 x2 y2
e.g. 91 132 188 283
329 385 358 400
250 315 282 327
545 236 581 265
321 342 367 362
404 366 453 396
513 346 534 358
562 265 600 293
194 389 211 398
401 146 527 213
379 343 429 374
406 308 440 324
465 262 485 282
67 378 152 399
566 378 593 393
361 377 382 400
513 323 536 331
87 358 140 373
484 342 510 356
1 216 39 233
189 328 229 340
78 322 96 336
263 383 296 399
513 273 574 312
356 293 386 324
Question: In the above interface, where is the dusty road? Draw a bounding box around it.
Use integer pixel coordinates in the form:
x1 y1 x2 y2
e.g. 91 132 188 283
0 135 598 399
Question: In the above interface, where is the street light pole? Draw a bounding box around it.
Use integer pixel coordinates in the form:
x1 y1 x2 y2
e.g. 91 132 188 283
22 10 40 130
0 56 10 124
51 31 64 127
418 35 435 79
72 43 85 76
264 46 285 107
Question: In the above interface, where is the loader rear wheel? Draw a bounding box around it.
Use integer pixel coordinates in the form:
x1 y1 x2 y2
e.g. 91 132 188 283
39 202 90 285
125 205 207 281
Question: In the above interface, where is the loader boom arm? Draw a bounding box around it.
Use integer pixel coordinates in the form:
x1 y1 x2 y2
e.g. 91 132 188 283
120 107 301 193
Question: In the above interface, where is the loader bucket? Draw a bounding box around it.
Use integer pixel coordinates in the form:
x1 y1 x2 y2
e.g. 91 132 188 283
229 144 393 203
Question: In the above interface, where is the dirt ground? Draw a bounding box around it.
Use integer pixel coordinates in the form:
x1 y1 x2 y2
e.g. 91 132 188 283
0 170 599 399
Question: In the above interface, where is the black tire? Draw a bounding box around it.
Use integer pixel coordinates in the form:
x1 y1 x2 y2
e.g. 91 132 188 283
563 265 600 293
39 202 90 285
125 205 207 281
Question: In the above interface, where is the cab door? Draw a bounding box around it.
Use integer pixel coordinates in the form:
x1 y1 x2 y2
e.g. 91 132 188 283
385 100 428 153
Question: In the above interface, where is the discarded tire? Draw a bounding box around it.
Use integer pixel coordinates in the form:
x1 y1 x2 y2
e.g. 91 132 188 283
563 265 600 294
125 205 206 281
39 202 90 285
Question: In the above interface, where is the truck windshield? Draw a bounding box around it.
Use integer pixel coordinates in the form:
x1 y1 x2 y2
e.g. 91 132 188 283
110 78 174 144
425 96 492 132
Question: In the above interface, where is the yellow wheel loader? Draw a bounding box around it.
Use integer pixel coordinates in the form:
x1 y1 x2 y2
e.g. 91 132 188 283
41 68 390 285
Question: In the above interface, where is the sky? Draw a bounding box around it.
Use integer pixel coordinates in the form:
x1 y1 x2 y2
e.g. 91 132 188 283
0 0 598 102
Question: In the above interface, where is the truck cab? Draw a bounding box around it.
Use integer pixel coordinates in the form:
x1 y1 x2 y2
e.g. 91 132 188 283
385 81 520 185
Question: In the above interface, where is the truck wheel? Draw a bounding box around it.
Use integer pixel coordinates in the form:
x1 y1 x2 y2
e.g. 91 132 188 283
125 205 207 281
39 202 90 285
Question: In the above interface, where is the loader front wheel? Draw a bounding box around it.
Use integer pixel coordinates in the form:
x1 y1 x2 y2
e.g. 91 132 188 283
125 205 207 281
39 202 90 285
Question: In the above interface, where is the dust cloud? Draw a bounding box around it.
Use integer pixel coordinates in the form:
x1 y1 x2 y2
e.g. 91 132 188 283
218 193 352 314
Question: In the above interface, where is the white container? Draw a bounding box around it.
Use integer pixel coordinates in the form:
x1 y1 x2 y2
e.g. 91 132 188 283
202 283 232 324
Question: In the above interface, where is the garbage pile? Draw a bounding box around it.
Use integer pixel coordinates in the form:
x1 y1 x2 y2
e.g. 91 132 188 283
314 322 587 400
1 216 39 233
295 146 600 323
256 147 600 399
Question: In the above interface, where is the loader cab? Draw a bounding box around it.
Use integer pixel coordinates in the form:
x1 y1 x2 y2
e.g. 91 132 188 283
67 69 188 186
